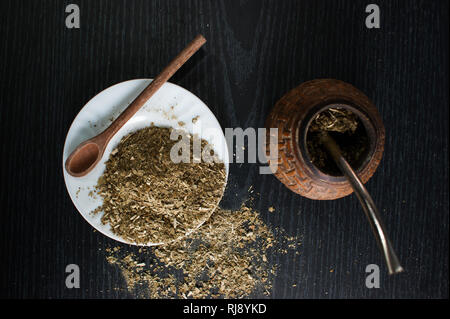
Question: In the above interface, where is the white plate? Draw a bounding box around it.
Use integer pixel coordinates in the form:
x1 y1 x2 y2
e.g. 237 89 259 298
63 79 229 246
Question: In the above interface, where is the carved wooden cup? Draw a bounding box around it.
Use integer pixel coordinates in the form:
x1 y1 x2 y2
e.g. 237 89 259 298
265 79 385 200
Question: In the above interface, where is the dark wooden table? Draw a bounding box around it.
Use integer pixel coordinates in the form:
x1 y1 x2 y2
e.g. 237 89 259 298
0 0 448 299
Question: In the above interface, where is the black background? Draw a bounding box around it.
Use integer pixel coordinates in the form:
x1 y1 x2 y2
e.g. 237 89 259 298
0 0 448 299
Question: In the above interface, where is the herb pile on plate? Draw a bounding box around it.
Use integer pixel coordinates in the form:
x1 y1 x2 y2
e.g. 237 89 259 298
94 126 226 245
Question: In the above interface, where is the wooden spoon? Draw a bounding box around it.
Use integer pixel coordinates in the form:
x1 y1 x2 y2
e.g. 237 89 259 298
65 35 206 177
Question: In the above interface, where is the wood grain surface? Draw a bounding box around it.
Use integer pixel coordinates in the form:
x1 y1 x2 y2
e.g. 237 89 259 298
0 0 448 299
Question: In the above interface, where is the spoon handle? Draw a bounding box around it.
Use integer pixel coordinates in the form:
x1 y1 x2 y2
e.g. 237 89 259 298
320 132 404 275
103 34 206 140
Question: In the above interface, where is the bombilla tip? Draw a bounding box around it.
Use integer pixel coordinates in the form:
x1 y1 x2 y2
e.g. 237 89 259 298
388 265 405 275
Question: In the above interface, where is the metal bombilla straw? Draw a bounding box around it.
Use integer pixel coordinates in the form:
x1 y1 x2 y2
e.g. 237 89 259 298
319 131 404 275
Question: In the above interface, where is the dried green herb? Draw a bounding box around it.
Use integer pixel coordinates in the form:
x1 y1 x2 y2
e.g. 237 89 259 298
309 107 359 134
105 203 302 299
94 126 226 245
307 108 368 175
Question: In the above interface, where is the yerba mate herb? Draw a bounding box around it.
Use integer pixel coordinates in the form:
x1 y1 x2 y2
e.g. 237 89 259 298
105 203 302 299
154 204 275 298
94 126 226 245
307 108 368 175
309 107 358 134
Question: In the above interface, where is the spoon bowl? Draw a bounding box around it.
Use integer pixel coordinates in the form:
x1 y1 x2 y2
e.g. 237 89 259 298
65 140 102 176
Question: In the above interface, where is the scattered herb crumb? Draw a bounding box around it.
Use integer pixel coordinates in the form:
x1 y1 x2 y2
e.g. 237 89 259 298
105 203 302 299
